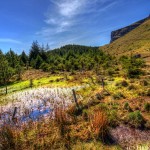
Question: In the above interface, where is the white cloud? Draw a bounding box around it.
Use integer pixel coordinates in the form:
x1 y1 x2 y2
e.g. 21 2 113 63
57 0 86 17
0 38 22 44
43 0 89 33
36 0 118 48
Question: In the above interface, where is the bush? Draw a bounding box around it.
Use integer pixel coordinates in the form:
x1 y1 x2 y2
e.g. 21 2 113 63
146 89 150 96
0 125 16 150
86 98 100 107
128 111 145 128
108 110 119 127
138 88 150 96
144 103 150 112
95 93 103 100
98 103 108 111
124 102 131 111
40 62 49 72
107 68 115 76
112 92 125 100
127 67 142 78
128 84 136 90
67 103 83 117
115 80 128 88
140 80 148 86
82 109 88 121
121 80 128 87
120 56 144 78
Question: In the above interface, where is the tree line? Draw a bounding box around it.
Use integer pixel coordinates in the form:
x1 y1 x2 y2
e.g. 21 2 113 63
0 40 144 93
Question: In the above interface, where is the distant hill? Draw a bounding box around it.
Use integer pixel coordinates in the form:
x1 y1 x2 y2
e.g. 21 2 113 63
48 44 99 55
101 16 150 65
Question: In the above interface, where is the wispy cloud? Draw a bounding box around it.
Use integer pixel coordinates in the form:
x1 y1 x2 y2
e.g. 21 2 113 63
43 0 87 33
0 38 22 44
36 0 118 48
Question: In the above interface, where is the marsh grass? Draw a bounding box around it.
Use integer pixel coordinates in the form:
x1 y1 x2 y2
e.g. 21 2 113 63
89 110 110 143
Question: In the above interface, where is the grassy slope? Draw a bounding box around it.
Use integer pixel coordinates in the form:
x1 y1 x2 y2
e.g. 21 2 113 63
101 19 150 65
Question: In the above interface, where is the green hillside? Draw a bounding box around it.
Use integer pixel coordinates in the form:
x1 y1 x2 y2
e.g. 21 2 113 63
101 18 150 65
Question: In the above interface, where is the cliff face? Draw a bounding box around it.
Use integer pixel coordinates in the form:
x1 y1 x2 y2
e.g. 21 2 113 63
110 16 150 43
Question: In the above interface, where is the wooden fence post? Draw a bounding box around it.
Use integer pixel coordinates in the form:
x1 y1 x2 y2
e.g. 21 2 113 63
72 89 79 108
102 78 105 90
12 107 17 121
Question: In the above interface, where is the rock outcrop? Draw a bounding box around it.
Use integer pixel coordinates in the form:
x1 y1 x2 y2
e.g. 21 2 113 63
110 15 150 43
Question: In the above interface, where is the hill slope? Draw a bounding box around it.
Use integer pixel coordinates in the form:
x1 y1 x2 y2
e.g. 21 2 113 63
110 16 149 42
101 18 150 65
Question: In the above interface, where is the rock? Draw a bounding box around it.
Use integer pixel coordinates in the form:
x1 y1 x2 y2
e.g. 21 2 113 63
110 15 150 43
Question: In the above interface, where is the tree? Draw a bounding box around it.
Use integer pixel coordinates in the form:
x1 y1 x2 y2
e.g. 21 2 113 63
120 56 145 78
15 63 23 80
0 54 15 94
20 50 28 66
34 55 43 69
29 41 40 64
5 49 18 68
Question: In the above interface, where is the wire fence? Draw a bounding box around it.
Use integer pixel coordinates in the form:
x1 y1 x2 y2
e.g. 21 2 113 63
0 85 30 96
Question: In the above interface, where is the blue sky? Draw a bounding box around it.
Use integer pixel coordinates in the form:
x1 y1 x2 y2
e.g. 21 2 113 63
0 0 150 54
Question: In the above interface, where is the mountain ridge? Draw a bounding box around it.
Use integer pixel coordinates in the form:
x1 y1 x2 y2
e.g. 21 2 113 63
110 15 150 43
101 16 150 66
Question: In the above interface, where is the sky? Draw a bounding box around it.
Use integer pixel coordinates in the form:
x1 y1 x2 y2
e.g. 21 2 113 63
0 0 150 54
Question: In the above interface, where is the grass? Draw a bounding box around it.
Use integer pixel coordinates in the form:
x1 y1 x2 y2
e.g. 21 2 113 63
0 75 75 96
0 69 150 149
89 110 109 141
101 19 150 62
0 105 121 150
128 111 145 128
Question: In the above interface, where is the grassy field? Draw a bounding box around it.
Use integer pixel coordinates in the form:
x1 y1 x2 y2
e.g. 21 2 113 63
0 68 150 149
0 73 79 96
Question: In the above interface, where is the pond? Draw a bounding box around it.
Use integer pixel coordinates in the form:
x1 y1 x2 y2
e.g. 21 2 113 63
0 85 85 126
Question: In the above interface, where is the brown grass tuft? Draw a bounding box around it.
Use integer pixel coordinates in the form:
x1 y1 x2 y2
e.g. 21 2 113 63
89 110 109 142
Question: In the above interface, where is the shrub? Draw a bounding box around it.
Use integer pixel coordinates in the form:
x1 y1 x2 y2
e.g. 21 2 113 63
112 92 125 100
120 56 144 78
128 84 136 90
95 93 103 100
128 111 145 128
127 67 142 78
86 98 100 107
0 125 16 150
138 88 150 96
67 103 83 117
54 108 69 137
121 80 128 87
108 110 119 127
82 109 88 121
146 89 150 96
144 103 150 112
107 68 115 76
124 102 129 110
140 80 148 86
115 80 128 88
98 103 108 111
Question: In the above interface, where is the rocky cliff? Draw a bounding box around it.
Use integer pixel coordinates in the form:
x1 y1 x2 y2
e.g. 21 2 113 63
110 15 150 43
